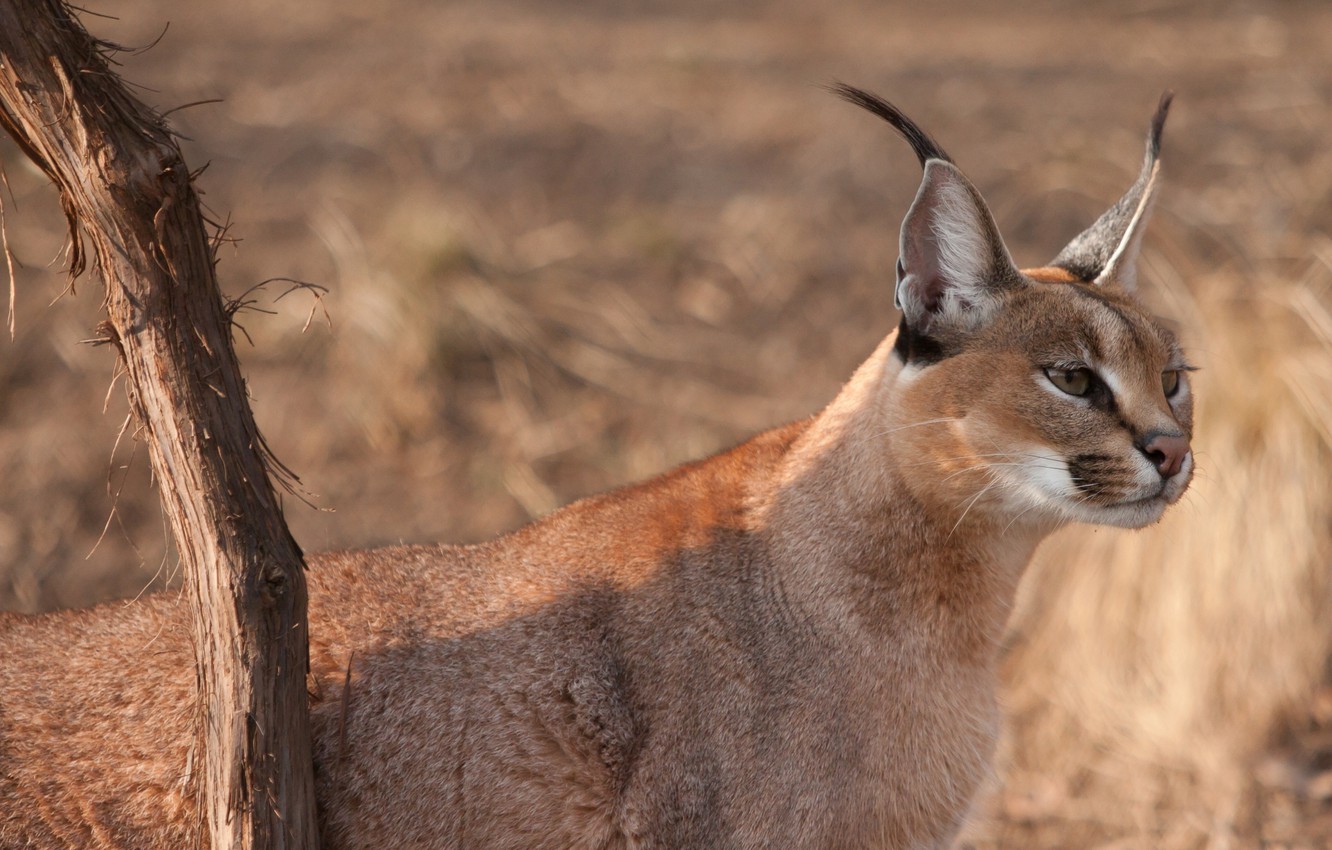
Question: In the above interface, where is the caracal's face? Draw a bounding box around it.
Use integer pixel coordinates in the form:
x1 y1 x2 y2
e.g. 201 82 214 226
838 85 1189 533
894 274 1194 531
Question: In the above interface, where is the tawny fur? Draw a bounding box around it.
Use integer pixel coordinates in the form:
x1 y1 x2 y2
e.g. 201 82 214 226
0 91 1193 849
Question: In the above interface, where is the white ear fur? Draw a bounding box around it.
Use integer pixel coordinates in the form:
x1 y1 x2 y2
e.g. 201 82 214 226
897 160 1020 334
1091 160 1160 291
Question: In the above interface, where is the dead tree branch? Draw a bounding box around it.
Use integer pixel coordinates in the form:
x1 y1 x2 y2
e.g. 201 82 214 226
0 2 319 848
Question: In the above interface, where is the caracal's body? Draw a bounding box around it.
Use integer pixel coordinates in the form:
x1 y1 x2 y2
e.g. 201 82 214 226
0 88 1193 849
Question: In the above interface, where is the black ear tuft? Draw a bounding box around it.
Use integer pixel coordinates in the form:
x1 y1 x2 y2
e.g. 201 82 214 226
1149 90 1174 160
829 82 952 167
1049 91 1174 291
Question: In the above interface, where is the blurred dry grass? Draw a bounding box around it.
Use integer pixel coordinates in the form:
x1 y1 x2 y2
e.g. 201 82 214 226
3 0 1332 846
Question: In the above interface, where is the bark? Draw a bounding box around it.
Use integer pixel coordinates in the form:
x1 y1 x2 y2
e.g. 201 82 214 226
0 3 320 849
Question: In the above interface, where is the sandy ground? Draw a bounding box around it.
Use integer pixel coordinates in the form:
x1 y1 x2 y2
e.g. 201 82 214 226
4 0 1332 846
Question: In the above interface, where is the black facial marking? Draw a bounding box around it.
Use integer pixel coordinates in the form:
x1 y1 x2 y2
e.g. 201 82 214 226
1076 371 1139 435
1067 453 1132 501
892 316 949 366
1085 375 1119 417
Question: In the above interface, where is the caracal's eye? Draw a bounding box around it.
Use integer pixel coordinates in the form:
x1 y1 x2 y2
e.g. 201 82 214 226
1162 369 1181 397
1045 367 1093 397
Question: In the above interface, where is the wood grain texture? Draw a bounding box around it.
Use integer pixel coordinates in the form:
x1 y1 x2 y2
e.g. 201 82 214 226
0 2 319 848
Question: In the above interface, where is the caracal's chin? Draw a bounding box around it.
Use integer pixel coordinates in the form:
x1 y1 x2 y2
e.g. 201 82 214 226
1070 468 1191 530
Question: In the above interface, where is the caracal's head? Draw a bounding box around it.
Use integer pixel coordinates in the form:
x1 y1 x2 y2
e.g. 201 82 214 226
838 86 1193 531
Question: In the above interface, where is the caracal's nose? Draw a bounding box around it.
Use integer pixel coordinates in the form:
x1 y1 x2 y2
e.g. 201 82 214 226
1138 431 1190 478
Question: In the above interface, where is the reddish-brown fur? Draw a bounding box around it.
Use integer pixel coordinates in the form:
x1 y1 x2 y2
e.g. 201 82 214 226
1021 266 1081 284
0 93 1193 848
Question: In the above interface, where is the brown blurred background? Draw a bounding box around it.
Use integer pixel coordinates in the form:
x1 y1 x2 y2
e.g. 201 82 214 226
3 0 1332 846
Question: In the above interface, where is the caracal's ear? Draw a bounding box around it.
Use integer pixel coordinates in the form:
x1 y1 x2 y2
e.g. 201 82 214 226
1051 92 1173 291
895 160 1023 335
832 84 1023 337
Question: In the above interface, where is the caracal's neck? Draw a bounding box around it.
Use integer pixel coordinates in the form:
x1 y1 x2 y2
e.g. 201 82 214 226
755 334 1050 661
